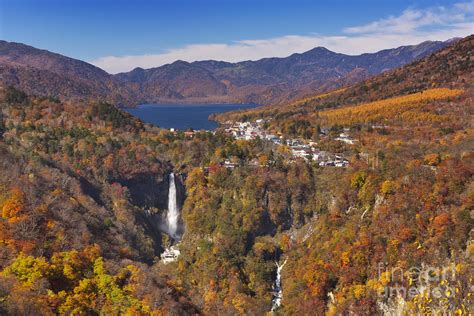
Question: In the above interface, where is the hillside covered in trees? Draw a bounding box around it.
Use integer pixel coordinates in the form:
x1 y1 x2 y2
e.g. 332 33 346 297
0 85 343 314
214 35 473 314
0 39 451 106
0 35 472 315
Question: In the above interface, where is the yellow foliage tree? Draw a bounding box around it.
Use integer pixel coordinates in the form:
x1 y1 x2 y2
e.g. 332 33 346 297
2 188 25 219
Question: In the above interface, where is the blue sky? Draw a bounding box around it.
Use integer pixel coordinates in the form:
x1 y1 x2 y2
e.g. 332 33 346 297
1 0 472 73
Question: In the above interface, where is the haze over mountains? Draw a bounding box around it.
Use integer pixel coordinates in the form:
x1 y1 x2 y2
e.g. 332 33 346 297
0 39 454 106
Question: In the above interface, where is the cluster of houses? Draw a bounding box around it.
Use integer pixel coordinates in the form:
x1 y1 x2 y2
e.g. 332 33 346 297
335 132 356 145
169 128 199 138
204 158 265 171
224 120 268 141
223 120 355 167
283 138 350 167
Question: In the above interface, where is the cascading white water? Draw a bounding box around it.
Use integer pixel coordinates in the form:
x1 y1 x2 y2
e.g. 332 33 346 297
167 173 180 239
271 257 288 312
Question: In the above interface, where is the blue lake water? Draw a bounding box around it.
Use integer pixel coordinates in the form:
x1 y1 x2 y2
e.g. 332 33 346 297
125 103 258 130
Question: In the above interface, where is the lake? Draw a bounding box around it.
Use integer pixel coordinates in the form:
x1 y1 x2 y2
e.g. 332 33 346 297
125 103 258 130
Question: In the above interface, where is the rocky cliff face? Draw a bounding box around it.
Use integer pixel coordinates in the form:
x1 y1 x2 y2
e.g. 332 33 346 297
115 172 170 210
114 171 186 211
115 170 187 243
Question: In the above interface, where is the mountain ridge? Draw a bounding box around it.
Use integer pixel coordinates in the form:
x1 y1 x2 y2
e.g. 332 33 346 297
0 39 456 106
215 34 473 134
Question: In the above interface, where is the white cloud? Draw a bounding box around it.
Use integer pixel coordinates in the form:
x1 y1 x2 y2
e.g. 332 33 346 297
344 2 472 34
455 1 474 12
91 1 474 74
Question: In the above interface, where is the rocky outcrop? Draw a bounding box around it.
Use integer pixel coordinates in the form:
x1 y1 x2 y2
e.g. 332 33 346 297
113 173 165 209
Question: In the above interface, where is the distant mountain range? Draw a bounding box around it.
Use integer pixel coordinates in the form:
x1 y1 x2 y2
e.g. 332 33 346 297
215 35 472 126
0 39 455 106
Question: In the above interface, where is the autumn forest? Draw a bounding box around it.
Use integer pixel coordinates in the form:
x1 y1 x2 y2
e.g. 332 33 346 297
0 7 472 314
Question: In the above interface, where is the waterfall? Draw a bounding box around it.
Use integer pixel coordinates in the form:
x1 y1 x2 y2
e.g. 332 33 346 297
167 173 180 239
271 257 288 312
